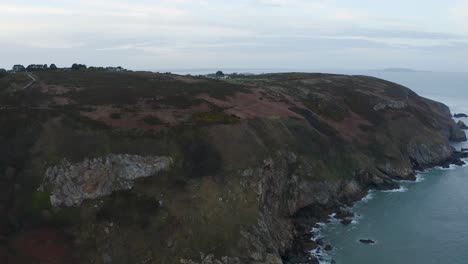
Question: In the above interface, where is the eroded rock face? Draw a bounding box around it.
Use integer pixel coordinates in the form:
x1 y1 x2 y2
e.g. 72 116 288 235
450 120 467 141
41 154 172 207
407 138 454 167
457 120 468 130
373 100 407 111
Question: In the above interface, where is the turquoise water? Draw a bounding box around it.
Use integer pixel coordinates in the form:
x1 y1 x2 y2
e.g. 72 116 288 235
317 71 468 264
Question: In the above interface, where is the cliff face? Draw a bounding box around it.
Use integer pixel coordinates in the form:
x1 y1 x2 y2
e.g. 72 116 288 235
0 72 465 264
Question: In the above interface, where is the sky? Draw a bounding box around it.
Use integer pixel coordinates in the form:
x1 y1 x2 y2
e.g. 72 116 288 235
1 0 468 72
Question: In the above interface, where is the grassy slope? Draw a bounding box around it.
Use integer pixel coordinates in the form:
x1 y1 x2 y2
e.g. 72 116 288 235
0 71 455 263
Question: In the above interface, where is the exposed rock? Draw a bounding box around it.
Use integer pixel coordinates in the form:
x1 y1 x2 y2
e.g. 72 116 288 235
340 219 352 226
457 120 468 129
451 121 468 141
359 239 375 245
407 138 454 167
454 113 468 118
373 100 407 111
324 245 333 251
334 209 353 220
41 154 172 207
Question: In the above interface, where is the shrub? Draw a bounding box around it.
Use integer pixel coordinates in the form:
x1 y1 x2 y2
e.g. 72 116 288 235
110 112 122 119
142 115 163 125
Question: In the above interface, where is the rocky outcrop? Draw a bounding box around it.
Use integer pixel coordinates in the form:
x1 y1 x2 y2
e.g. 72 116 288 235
373 100 407 111
457 120 468 129
450 121 467 141
454 113 468 118
41 154 172 207
407 138 454 167
359 239 375 245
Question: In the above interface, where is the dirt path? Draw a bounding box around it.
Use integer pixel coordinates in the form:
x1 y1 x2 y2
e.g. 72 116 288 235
22 73 37 89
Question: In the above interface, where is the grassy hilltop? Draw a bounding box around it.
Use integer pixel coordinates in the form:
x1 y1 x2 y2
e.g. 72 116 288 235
0 71 464 264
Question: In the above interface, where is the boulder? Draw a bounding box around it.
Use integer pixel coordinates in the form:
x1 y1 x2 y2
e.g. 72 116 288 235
454 113 468 118
457 120 468 130
340 219 352 225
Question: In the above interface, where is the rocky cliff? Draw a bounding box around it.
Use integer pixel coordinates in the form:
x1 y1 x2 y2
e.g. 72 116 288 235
0 72 465 264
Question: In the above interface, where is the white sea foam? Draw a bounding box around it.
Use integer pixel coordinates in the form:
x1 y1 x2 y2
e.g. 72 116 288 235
310 246 333 264
359 190 375 203
437 164 458 170
382 186 408 193
415 174 425 182
309 222 333 264
461 158 468 168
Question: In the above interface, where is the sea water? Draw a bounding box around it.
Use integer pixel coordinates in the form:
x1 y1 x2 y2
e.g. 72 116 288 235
316 71 468 264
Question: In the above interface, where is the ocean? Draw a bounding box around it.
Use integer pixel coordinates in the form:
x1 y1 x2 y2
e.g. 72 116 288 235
314 71 468 264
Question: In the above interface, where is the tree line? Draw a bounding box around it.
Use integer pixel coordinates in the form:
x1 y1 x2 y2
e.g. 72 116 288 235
3 64 126 73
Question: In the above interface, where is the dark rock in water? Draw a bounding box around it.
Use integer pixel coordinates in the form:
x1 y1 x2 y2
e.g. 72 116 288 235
443 151 468 167
457 120 468 129
450 121 467 141
335 209 354 220
340 219 352 225
452 159 466 167
315 239 324 246
462 148 468 152
303 241 319 251
359 239 375 245
454 113 468 118
324 245 333 251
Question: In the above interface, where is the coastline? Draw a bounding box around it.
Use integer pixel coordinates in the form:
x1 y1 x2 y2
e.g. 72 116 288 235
305 147 468 264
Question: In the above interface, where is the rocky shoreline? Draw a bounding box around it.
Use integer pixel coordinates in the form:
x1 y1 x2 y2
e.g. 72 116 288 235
286 149 468 264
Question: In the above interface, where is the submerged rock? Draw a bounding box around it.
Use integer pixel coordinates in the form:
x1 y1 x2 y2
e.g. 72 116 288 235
41 154 172 207
359 239 375 245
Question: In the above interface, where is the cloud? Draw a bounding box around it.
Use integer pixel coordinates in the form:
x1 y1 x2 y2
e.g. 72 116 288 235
451 2 468 31
0 0 468 71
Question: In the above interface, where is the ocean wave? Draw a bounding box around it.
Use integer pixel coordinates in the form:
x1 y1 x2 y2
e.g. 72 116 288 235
415 174 425 182
359 190 375 203
437 164 459 170
310 247 333 264
382 186 408 193
309 222 333 264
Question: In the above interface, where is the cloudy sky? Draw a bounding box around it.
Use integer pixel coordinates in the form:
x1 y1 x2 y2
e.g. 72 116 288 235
1 0 468 72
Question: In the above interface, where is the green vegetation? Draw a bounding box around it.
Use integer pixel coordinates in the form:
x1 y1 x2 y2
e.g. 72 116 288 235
0 69 7 78
303 99 349 121
71 63 87 71
36 71 248 106
142 115 163 125
0 71 457 263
